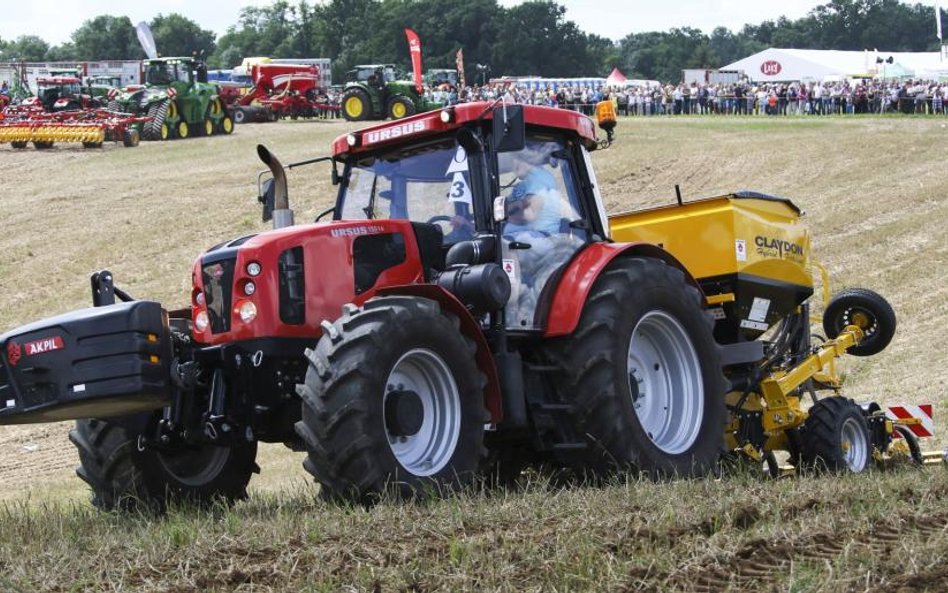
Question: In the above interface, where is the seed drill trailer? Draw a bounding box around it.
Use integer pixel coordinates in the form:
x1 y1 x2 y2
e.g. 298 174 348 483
0 103 938 510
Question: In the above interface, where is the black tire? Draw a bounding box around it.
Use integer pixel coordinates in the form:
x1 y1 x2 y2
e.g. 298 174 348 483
386 95 416 119
295 296 488 503
798 397 871 473
82 141 103 149
233 107 247 124
69 416 258 512
123 129 140 147
544 257 727 478
341 88 371 121
142 99 169 141
32 141 54 149
822 288 895 356
11 141 27 149
218 114 234 134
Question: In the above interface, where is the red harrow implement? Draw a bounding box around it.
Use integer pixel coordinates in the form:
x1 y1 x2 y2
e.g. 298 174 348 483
0 107 148 149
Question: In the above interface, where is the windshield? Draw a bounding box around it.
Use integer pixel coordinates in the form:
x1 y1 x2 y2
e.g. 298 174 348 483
340 140 476 244
146 62 191 85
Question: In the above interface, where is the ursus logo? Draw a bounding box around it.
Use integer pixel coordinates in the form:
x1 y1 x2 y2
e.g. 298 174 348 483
760 61 782 76
6 341 21 367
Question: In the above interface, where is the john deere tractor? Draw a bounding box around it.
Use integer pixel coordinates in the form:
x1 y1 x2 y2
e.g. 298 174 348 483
109 57 233 140
340 64 440 121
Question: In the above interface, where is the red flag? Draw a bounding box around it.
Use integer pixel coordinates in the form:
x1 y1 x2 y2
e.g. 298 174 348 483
405 28 424 94
456 48 466 88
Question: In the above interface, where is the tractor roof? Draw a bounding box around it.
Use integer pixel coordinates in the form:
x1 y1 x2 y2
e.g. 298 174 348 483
145 57 196 65
332 102 599 158
37 77 81 85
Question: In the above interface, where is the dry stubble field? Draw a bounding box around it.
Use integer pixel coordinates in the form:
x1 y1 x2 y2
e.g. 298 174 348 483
0 115 946 592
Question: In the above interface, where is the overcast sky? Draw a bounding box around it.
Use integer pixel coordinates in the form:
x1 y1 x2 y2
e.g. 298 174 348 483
3 0 832 46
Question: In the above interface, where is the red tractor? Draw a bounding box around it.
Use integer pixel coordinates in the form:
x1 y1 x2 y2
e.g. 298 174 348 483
1 102 903 511
21 76 98 112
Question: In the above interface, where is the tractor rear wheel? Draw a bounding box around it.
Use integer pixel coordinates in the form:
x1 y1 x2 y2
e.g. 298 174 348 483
177 120 190 139
387 96 416 119
798 397 870 473
201 117 214 136
544 257 727 478
341 88 370 121
822 288 896 357
295 296 488 503
69 416 258 512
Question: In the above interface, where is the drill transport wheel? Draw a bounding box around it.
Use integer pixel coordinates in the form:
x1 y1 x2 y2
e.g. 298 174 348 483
799 398 871 473
822 288 896 356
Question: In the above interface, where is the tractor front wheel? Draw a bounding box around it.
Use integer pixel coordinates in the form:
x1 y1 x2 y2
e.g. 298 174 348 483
545 257 727 478
177 120 190 139
341 89 370 121
218 114 234 134
70 416 258 512
387 96 416 119
798 397 870 473
296 297 487 503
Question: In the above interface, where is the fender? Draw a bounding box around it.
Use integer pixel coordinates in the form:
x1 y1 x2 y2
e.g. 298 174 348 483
376 284 503 424
544 242 704 338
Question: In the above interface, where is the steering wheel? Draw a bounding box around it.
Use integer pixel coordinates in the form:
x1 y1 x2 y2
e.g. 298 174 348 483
426 215 452 225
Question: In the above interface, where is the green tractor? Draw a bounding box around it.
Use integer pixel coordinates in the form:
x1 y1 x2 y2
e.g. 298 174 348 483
340 64 441 121
109 57 233 141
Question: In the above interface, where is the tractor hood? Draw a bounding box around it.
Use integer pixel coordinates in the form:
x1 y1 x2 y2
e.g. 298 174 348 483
190 219 428 345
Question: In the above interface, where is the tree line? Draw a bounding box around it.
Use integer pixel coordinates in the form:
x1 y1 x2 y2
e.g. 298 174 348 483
0 0 943 84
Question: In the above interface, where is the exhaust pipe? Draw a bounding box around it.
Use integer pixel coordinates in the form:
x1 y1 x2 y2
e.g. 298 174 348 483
256 144 294 229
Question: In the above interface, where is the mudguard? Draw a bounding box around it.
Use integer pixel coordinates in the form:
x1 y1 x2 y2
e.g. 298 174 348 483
544 242 703 338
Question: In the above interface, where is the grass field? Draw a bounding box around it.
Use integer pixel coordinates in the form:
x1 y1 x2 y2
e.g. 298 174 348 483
0 114 946 591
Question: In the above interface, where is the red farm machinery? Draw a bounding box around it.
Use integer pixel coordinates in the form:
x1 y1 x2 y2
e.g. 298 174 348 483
0 105 146 149
0 102 940 511
229 63 336 124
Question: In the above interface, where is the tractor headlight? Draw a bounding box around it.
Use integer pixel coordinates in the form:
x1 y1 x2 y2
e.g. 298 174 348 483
246 261 262 276
440 108 455 123
195 310 209 332
237 300 257 323
243 281 256 296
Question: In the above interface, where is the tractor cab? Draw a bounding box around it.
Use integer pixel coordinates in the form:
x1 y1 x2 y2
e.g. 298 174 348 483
30 77 85 111
346 64 398 85
144 58 195 88
330 102 604 331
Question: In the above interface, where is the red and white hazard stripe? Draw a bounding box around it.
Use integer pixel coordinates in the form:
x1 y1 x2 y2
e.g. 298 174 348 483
167 88 177 99
886 404 934 438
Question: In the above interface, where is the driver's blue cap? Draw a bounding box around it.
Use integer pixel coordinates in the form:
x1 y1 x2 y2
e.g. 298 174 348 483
507 182 529 203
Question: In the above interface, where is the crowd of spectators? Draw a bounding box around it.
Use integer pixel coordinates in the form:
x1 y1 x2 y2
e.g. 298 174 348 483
305 77 948 119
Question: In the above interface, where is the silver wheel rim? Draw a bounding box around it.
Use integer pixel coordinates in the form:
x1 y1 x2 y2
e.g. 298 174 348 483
384 348 461 476
627 311 704 455
841 417 868 472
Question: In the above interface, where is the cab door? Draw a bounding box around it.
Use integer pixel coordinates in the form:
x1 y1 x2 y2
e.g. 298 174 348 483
497 135 589 330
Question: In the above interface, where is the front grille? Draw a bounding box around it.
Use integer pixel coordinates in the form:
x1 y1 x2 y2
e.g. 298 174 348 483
279 247 305 325
202 257 236 333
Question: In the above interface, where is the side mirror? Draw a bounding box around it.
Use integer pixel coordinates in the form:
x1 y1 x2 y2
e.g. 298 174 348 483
259 177 275 222
491 104 525 153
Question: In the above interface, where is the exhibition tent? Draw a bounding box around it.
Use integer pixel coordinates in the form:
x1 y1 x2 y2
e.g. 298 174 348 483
721 48 945 82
